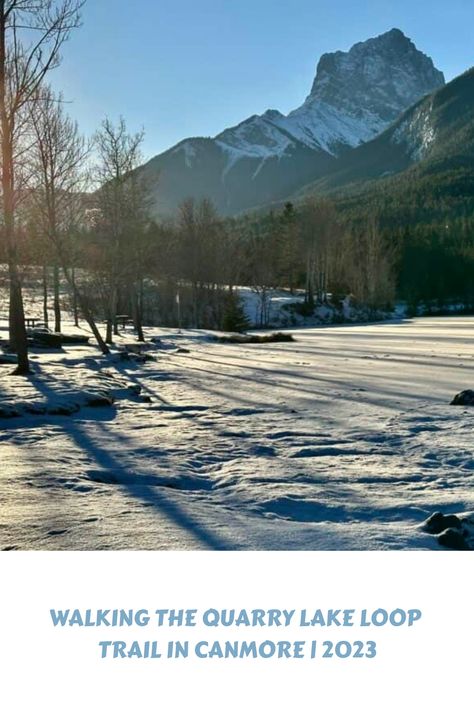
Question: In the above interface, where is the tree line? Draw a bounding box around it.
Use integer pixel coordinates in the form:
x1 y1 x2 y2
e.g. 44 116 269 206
3 1 474 377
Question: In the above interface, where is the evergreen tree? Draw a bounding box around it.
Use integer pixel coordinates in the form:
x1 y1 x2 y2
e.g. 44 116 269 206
222 292 250 333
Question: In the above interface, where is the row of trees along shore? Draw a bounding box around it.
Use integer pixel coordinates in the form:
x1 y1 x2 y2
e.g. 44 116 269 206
0 0 155 372
4 2 474 376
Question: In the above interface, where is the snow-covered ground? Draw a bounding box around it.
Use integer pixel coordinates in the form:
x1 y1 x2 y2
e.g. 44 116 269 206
237 287 392 328
1 316 474 551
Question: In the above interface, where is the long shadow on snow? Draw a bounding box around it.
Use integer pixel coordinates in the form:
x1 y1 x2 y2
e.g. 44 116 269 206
212 340 473 374
28 365 232 550
177 357 445 413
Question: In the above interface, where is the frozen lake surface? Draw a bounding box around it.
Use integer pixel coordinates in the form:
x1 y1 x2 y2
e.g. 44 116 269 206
1 316 474 550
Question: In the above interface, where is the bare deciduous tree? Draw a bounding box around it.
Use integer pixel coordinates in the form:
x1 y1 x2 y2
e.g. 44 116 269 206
29 86 84 330
299 198 339 307
93 116 148 343
28 83 110 354
0 0 84 374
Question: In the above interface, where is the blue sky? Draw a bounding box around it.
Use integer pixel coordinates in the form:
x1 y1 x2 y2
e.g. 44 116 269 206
50 0 474 160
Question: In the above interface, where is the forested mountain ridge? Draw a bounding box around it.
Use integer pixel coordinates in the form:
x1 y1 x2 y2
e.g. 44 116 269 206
293 68 474 229
297 67 474 203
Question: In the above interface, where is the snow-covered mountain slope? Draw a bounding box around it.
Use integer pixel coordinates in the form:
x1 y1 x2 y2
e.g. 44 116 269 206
217 28 444 159
391 101 438 161
141 28 444 216
288 28 444 152
295 67 474 197
142 131 328 216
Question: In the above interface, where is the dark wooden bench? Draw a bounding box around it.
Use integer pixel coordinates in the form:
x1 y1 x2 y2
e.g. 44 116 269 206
25 317 43 329
116 315 134 330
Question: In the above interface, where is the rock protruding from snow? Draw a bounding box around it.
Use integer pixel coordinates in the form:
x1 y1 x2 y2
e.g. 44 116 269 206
423 511 463 535
450 390 474 406
438 528 471 551
422 511 474 550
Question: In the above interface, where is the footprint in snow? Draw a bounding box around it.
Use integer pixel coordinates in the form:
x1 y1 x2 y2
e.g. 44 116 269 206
225 408 267 417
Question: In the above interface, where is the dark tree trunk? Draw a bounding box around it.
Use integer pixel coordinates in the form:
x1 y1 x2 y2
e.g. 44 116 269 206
0 10 29 375
8 261 29 375
84 306 110 356
61 264 110 355
113 290 120 336
105 319 113 345
77 292 110 356
106 286 118 344
133 280 145 342
71 266 79 327
53 263 61 333
42 264 49 328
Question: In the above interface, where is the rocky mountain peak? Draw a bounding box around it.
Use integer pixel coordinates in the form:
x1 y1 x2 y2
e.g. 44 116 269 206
141 29 448 215
308 28 445 123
